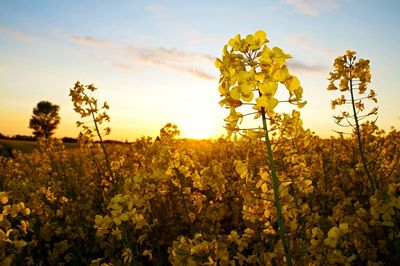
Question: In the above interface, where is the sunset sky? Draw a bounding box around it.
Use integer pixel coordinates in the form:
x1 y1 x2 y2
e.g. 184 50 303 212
1 0 399 140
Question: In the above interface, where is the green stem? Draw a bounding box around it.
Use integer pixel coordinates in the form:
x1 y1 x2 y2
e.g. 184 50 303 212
88 101 114 182
260 108 293 266
349 77 376 192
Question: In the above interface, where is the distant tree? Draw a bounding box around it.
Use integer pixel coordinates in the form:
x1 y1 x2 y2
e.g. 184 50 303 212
61 137 78 143
13 135 36 141
0 133 9 139
29 101 61 138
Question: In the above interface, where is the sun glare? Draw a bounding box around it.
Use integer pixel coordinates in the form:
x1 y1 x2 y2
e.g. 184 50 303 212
180 117 215 139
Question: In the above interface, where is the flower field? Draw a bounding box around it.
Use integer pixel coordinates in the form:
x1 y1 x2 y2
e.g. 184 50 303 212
0 123 399 265
0 30 399 265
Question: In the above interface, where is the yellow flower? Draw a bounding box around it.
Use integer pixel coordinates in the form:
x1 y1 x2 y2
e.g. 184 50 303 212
259 80 278 97
285 76 300 93
14 240 27 249
355 101 364 111
273 65 291 82
228 34 242 51
0 193 8 204
346 50 356 58
122 248 132 264
245 30 267 50
255 96 279 117
235 161 248 179
142 249 153 261
339 79 348 91
238 68 256 94
324 226 341 248
327 82 337 91
339 223 351 234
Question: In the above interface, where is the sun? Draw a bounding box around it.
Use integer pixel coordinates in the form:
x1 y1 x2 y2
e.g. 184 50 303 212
180 117 215 139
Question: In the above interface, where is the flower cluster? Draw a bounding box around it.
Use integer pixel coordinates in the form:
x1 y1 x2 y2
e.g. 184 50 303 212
215 30 306 136
328 50 378 128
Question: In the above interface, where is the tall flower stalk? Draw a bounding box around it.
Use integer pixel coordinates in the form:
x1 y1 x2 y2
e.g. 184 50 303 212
70 81 114 183
215 30 307 265
328 51 378 192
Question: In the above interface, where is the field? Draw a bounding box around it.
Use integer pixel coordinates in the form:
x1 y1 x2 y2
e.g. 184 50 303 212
0 123 399 265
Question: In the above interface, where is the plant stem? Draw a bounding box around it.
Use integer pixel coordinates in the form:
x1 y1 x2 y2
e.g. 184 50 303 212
88 101 114 182
349 77 376 192
260 108 293 266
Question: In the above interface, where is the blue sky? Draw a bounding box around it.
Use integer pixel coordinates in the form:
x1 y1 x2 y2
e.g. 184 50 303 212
0 0 399 140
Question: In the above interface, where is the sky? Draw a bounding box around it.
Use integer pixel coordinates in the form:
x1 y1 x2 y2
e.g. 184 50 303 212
0 0 399 140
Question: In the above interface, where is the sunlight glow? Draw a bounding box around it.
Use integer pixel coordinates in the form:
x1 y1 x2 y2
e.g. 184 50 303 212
180 116 215 139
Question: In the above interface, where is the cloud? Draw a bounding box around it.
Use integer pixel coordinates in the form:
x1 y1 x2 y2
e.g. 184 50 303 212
112 63 141 73
68 34 216 80
282 0 342 16
132 47 214 65
0 26 33 42
287 60 329 73
69 35 116 48
128 46 216 80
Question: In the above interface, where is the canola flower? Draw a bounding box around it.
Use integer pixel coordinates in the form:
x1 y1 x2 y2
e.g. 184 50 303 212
327 50 378 192
216 30 308 266
216 30 306 136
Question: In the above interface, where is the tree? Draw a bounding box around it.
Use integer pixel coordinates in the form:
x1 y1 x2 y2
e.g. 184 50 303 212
29 101 60 138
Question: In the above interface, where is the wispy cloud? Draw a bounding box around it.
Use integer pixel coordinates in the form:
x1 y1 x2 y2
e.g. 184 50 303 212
128 46 216 80
287 60 328 73
0 25 34 42
68 34 216 80
112 63 141 74
69 35 116 48
282 0 342 16
132 47 214 65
